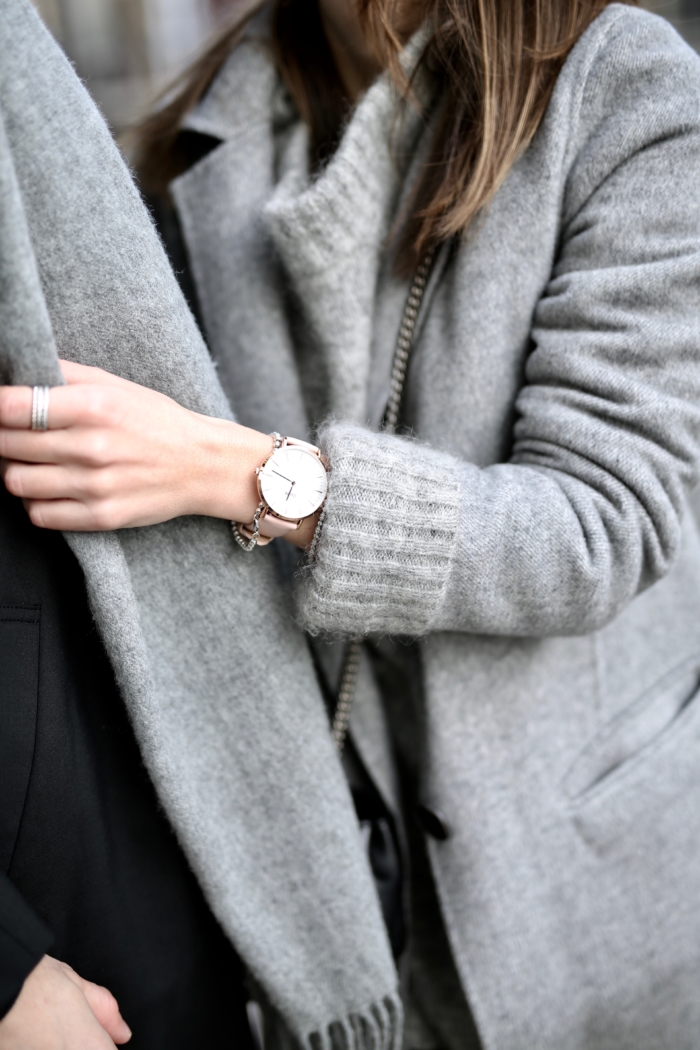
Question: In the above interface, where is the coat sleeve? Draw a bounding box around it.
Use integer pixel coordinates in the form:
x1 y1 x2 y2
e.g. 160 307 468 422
0 874 53 1019
297 13 700 638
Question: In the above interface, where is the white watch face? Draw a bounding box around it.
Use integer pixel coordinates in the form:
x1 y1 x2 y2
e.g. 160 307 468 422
259 446 328 520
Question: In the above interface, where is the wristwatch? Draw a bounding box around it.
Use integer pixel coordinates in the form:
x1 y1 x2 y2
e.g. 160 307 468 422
232 433 328 551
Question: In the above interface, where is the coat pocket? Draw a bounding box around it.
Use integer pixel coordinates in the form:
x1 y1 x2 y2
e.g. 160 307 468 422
0 606 40 873
563 652 700 852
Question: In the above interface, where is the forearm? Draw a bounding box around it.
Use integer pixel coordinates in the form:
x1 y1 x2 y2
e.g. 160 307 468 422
297 420 692 639
184 412 273 523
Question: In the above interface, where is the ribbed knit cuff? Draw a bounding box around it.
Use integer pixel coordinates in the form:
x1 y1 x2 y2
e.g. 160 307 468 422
298 423 461 636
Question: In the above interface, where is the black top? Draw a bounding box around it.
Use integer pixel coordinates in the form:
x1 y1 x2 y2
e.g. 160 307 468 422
0 484 253 1049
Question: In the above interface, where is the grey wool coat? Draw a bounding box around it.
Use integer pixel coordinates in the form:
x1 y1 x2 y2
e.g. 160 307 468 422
0 2 402 1048
171 5 700 1049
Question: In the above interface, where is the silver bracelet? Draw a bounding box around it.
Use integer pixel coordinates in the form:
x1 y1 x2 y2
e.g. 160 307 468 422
231 502 264 552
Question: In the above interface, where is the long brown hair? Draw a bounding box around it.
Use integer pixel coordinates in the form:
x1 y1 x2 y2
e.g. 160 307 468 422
133 0 630 272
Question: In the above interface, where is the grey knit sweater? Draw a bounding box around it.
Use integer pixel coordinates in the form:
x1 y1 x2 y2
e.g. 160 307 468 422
173 7 700 1047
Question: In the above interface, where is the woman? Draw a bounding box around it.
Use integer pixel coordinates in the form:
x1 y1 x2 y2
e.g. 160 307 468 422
3 0 700 1045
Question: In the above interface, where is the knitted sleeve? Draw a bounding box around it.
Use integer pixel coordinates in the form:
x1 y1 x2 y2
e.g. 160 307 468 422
299 423 462 636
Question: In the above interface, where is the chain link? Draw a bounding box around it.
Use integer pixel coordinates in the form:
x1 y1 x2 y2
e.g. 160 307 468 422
332 249 437 753
231 502 265 551
383 248 436 436
331 639 363 751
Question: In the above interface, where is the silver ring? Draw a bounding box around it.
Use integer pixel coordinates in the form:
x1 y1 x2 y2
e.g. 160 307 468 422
31 385 50 431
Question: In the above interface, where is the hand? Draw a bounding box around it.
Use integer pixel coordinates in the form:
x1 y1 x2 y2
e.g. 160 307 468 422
0 362 272 532
0 955 132 1049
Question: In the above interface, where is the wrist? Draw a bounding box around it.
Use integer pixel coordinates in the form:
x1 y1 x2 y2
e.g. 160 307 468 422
282 509 321 550
229 433 328 551
187 415 272 522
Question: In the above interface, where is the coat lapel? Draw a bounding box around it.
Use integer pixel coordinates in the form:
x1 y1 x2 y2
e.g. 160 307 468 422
175 32 433 431
172 40 309 439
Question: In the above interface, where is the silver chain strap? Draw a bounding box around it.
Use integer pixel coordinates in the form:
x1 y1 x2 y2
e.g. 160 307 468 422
332 248 437 753
331 639 363 750
383 248 436 436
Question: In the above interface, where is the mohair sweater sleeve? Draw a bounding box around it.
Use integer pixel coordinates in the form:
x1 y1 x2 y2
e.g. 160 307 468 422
301 424 462 636
298 14 700 640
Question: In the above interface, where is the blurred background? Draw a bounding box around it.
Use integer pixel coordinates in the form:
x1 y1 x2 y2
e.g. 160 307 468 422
28 0 700 133
666 0 700 51
29 0 236 130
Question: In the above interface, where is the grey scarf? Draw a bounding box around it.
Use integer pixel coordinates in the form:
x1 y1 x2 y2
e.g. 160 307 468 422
0 2 400 1046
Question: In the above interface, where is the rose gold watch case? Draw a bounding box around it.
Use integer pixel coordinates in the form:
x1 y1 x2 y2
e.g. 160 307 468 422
254 438 328 537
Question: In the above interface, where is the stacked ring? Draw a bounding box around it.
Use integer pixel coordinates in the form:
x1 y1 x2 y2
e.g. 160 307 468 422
31 385 50 431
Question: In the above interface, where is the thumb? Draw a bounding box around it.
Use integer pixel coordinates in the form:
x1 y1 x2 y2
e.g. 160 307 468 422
81 981 132 1044
61 965 132 1044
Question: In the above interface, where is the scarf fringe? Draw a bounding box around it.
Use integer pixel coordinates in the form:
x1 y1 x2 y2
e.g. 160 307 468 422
306 994 402 1050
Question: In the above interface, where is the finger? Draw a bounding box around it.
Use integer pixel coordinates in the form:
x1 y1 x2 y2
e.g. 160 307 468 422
78 980 132 1044
0 430 64 464
0 379 130 430
0 383 123 433
0 386 33 429
60 359 137 391
3 462 86 501
23 498 118 531
0 421 115 465
58 964 131 1044
0 385 68 430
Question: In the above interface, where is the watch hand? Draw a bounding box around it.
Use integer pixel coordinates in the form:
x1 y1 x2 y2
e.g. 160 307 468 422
286 481 296 501
272 469 294 484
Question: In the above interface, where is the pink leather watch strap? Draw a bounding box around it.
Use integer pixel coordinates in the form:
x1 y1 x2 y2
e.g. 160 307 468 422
234 507 300 547
257 512 301 539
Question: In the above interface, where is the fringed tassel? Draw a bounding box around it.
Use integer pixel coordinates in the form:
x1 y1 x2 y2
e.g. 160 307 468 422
306 994 403 1050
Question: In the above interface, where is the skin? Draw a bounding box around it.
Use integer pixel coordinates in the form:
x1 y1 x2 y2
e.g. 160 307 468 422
0 0 390 1041
318 0 382 100
318 0 423 100
0 361 298 532
0 955 131 1049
